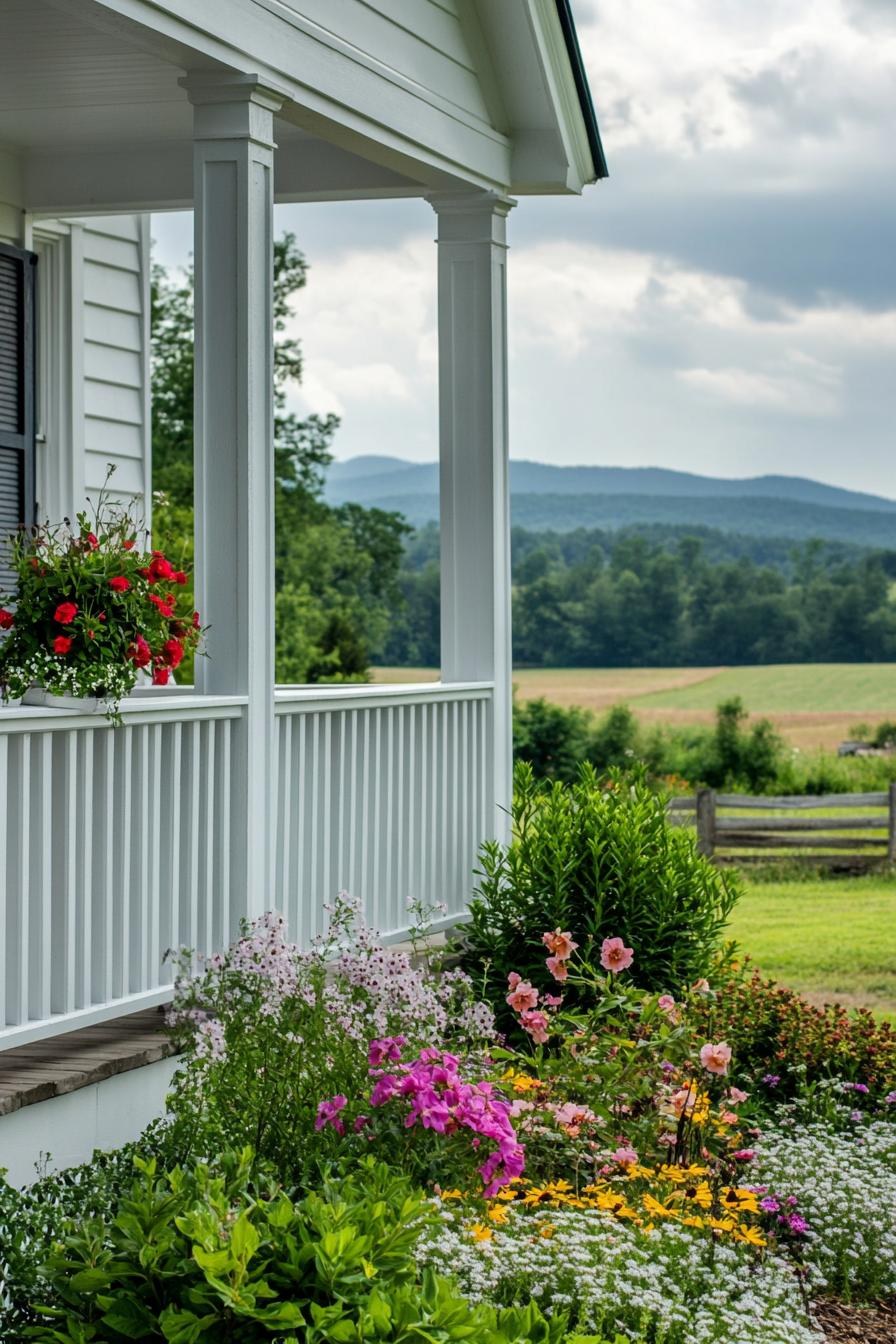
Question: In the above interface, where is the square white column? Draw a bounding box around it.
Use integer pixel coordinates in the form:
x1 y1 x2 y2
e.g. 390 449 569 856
182 73 284 920
430 191 515 841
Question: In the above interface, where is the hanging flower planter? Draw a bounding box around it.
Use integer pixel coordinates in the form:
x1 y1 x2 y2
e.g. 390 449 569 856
0 470 205 724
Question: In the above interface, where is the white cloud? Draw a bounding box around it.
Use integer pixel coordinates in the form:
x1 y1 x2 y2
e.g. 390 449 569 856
678 359 841 417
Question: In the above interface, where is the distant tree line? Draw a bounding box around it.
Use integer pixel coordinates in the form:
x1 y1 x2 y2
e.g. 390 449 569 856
384 523 896 668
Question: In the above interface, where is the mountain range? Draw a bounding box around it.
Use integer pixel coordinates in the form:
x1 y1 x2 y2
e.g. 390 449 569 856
325 456 896 548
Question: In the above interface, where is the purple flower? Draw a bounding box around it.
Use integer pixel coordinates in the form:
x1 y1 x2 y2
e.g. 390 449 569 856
762 1074 781 1087
760 1196 781 1213
787 1214 809 1235
886 1091 896 1105
315 1093 347 1134
368 1035 407 1068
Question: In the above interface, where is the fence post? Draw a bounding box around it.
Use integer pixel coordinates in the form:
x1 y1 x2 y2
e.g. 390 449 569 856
696 788 716 858
889 782 896 863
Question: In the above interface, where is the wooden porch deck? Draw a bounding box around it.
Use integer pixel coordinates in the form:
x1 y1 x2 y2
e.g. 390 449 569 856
0 1007 174 1118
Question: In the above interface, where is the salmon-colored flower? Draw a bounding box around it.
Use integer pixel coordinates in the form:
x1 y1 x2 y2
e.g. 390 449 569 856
542 929 578 960
699 1041 732 1075
600 936 634 973
506 978 539 1013
545 956 568 982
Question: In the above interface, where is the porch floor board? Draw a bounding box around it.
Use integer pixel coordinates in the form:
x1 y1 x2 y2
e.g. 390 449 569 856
0 1008 175 1117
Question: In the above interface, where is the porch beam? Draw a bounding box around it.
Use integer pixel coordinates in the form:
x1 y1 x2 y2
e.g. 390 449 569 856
430 190 515 843
184 72 283 921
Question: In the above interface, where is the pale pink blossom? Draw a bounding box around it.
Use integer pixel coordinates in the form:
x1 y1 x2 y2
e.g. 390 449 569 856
699 1041 732 1075
727 1086 749 1105
506 979 539 1013
519 1008 550 1044
612 1145 638 1165
545 956 569 982
542 929 578 960
600 936 634 974
692 977 711 995
543 993 564 1007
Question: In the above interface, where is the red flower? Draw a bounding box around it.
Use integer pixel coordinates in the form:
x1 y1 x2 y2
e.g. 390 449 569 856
172 570 188 586
151 663 170 686
163 638 184 668
128 635 152 669
123 539 135 551
54 602 78 624
85 532 99 550
53 635 73 655
192 610 201 629
148 554 174 583
0 608 13 630
147 592 175 618
109 576 130 593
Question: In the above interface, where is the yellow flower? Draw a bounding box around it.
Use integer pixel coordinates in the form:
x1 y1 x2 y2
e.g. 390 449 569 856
687 1182 714 1210
440 1189 464 1201
736 1224 766 1247
642 1193 678 1220
487 1204 508 1224
470 1223 493 1242
538 1222 557 1239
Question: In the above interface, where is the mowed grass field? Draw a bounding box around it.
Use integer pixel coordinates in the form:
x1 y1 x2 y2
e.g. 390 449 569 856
730 875 896 1018
372 664 896 751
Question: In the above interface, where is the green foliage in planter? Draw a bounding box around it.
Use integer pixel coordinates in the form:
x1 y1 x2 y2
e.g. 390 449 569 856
22 1149 562 1344
458 762 739 1028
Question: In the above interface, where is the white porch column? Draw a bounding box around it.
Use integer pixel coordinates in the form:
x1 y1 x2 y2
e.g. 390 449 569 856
430 191 515 843
182 73 284 920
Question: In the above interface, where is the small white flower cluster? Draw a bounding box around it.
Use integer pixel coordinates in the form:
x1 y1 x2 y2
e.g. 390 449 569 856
417 1205 820 1344
753 1118 896 1299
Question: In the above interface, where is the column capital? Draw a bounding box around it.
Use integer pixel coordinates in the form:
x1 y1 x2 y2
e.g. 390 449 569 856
179 72 287 146
426 189 516 219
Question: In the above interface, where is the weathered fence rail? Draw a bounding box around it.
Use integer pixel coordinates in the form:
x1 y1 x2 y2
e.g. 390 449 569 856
668 786 896 865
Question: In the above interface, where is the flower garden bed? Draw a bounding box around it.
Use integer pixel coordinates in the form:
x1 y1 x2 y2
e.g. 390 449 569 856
2 771 895 1343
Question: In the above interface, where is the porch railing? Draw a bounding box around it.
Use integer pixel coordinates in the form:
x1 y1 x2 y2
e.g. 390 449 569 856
0 682 493 1049
0 694 245 1048
274 682 493 943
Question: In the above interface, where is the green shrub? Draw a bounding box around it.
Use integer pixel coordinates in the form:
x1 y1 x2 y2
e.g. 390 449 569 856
513 696 594 782
693 963 896 1098
458 763 739 1025
22 1150 562 1343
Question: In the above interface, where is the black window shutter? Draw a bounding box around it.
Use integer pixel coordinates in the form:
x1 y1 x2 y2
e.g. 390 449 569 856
0 241 37 594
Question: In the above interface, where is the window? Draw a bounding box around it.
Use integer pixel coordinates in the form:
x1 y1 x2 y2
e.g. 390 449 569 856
0 242 37 590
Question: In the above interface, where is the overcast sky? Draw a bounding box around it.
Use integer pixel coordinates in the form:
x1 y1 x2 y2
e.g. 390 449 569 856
152 0 896 497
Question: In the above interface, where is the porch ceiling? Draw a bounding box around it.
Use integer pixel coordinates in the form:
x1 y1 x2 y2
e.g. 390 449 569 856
0 0 429 214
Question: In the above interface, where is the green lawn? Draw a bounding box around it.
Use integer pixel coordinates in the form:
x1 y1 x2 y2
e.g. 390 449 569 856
728 874 896 1017
637 663 896 713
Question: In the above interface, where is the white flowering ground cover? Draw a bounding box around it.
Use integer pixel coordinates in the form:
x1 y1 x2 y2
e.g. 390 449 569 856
416 1117 896 1344
418 1202 821 1344
752 1119 896 1302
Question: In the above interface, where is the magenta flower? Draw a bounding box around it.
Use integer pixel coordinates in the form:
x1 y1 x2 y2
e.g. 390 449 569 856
315 1093 347 1135
368 1035 407 1068
599 937 634 974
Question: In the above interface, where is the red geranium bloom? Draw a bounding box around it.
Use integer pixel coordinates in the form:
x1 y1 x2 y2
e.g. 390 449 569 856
123 539 135 550
151 663 170 686
148 554 174 582
163 638 184 668
54 602 78 624
128 635 152 669
85 533 99 549
53 635 73 655
0 608 13 630
192 610 201 629
109 576 130 593
147 592 175 619
172 570 187 586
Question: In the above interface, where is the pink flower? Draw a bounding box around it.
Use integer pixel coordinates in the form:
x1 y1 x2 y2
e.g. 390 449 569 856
727 1086 749 1105
315 1093 347 1135
519 1009 550 1044
542 929 578 960
733 1148 756 1162
545 955 568 982
543 993 564 1007
506 979 539 1013
368 1035 406 1067
692 977 711 995
612 1145 638 1165
658 994 676 1013
699 1041 732 1075
600 936 634 974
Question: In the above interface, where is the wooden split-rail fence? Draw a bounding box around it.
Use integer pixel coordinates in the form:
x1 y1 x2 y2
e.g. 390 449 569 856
668 785 896 867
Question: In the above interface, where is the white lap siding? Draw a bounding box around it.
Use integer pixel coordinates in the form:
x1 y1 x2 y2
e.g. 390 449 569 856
81 215 151 522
